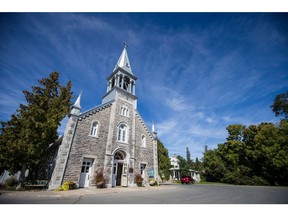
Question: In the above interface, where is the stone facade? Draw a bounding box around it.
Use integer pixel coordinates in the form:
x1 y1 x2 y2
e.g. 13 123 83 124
49 46 159 190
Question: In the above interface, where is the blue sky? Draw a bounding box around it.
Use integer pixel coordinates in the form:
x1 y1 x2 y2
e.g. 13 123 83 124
0 13 287 160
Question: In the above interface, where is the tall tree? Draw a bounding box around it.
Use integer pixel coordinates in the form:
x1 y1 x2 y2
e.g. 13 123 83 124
157 139 171 182
186 146 194 169
177 155 190 176
271 91 288 119
194 157 201 170
202 149 226 182
0 72 72 189
202 122 288 185
186 146 191 162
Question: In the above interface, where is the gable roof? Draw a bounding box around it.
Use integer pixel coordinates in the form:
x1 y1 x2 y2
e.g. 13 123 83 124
77 100 114 120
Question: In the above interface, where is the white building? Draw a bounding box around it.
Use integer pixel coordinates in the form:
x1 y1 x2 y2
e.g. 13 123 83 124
170 154 180 180
169 154 201 182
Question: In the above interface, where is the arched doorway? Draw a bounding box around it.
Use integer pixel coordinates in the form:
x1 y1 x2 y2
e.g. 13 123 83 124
112 150 128 187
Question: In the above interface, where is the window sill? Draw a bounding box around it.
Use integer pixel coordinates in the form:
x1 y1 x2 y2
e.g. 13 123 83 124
117 141 129 145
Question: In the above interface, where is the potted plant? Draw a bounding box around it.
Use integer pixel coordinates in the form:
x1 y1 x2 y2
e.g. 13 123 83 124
94 168 108 189
135 173 143 187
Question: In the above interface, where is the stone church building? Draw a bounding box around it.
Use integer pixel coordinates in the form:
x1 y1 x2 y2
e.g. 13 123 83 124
49 45 159 190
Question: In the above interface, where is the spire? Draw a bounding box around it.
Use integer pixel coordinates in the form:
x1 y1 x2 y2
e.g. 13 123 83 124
152 120 156 133
114 42 133 75
152 121 158 140
73 91 82 110
70 91 82 116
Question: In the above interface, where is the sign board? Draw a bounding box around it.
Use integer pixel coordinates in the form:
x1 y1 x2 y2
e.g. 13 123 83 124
149 168 154 178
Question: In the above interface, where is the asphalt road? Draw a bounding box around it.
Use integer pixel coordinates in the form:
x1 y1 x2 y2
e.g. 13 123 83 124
1 184 288 204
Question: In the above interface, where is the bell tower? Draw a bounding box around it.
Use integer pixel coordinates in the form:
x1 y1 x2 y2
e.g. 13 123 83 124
102 43 138 109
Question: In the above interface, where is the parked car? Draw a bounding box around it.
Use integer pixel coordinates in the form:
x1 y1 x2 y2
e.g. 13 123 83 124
180 176 195 184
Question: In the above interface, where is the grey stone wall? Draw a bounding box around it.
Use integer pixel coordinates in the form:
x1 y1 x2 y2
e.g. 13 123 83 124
108 96 135 186
48 114 78 190
110 97 134 154
134 112 155 185
63 105 112 185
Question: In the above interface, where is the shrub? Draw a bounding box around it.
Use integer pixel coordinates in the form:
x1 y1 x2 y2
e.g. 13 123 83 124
4 177 18 187
134 173 143 183
0 183 7 190
149 179 158 186
56 181 76 191
175 180 181 184
62 181 76 190
94 168 108 188
250 176 270 186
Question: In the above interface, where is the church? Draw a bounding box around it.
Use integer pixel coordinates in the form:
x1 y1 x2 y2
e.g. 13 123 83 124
49 45 159 190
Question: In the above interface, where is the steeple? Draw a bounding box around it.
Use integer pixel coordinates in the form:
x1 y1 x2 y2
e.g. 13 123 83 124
113 42 133 75
102 44 138 107
70 91 82 115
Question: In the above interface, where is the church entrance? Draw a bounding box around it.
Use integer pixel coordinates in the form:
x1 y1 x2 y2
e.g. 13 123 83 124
116 162 123 186
112 151 128 187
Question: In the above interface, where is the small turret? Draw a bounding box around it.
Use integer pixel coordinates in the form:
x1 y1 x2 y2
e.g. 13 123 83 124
70 91 82 116
152 121 158 140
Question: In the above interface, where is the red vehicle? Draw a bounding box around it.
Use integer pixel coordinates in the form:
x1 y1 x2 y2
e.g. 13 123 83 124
180 176 195 184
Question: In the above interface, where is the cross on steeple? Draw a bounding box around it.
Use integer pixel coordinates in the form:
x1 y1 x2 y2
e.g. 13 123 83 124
123 42 128 49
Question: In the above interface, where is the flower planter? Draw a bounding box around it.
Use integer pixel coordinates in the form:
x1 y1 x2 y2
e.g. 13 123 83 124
96 181 106 189
136 182 143 187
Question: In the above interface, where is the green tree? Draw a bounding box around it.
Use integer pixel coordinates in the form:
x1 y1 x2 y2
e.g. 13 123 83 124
186 146 194 168
201 92 288 186
0 113 25 175
186 146 191 162
271 91 288 119
202 148 226 182
202 122 288 185
0 72 72 189
157 139 171 182
253 122 288 185
194 157 201 170
226 124 245 141
177 155 190 176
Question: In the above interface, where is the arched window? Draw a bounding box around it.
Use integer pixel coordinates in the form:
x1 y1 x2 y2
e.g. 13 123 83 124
141 135 146 148
123 76 130 91
140 163 146 177
119 75 123 88
120 107 129 117
90 122 98 137
111 77 115 88
131 81 134 94
118 123 127 142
